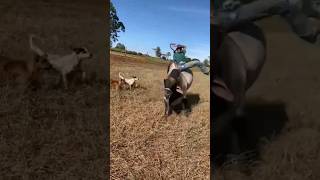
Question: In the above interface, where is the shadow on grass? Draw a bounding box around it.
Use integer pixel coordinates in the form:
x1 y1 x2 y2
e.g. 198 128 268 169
169 92 201 115
211 95 288 167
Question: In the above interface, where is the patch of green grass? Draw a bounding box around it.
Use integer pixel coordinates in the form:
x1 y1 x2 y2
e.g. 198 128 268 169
111 47 125 53
147 56 168 64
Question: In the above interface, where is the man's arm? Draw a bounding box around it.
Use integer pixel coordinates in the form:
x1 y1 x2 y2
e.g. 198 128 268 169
211 0 290 30
284 10 320 44
212 0 320 45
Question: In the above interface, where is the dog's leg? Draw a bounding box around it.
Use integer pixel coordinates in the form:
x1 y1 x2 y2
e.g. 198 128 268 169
82 71 86 83
133 82 138 88
62 74 68 89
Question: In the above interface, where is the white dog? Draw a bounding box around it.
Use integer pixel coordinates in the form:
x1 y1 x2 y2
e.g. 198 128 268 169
29 34 93 89
118 72 139 90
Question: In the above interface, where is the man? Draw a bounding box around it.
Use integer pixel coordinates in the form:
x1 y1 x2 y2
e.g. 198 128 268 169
172 44 210 75
163 44 209 116
212 0 320 44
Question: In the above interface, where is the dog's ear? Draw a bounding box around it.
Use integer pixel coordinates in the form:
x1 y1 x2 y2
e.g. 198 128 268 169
72 47 80 54
72 47 87 54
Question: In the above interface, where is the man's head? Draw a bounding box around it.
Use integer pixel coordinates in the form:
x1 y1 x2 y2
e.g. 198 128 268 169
175 45 186 54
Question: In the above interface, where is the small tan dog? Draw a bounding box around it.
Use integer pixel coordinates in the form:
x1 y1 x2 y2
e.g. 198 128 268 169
118 72 139 90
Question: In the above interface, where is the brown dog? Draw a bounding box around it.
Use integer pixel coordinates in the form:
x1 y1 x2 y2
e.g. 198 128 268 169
110 79 124 91
0 54 51 90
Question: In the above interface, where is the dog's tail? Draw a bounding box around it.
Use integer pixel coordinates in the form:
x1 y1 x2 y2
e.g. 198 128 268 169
119 72 125 80
29 34 46 57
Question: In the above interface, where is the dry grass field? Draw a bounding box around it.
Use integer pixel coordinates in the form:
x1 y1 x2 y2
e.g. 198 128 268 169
0 0 107 179
110 52 210 179
215 17 320 179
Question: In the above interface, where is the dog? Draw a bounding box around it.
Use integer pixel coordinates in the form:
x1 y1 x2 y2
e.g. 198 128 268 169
0 53 51 90
110 79 124 91
29 34 93 89
118 72 139 90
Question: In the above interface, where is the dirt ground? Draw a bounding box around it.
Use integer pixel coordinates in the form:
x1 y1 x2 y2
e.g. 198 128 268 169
215 17 320 179
110 52 210 179
0 0 108 179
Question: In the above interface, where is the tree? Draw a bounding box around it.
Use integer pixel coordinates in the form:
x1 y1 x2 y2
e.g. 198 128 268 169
166 52 171 60
115 43 126 50
153 47 162 57
203 59 210 66
110 2 125 46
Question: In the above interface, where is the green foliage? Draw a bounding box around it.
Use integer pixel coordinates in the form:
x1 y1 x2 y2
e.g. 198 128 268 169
110 2 125 44
115 43 126 50
166 52 171 59
111 47 126 53
203 59 210 66
111 47 146 56
126 50 138 55
154 47 162 57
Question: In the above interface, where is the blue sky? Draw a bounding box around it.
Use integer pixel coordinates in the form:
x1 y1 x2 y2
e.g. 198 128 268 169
111 0 210 61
